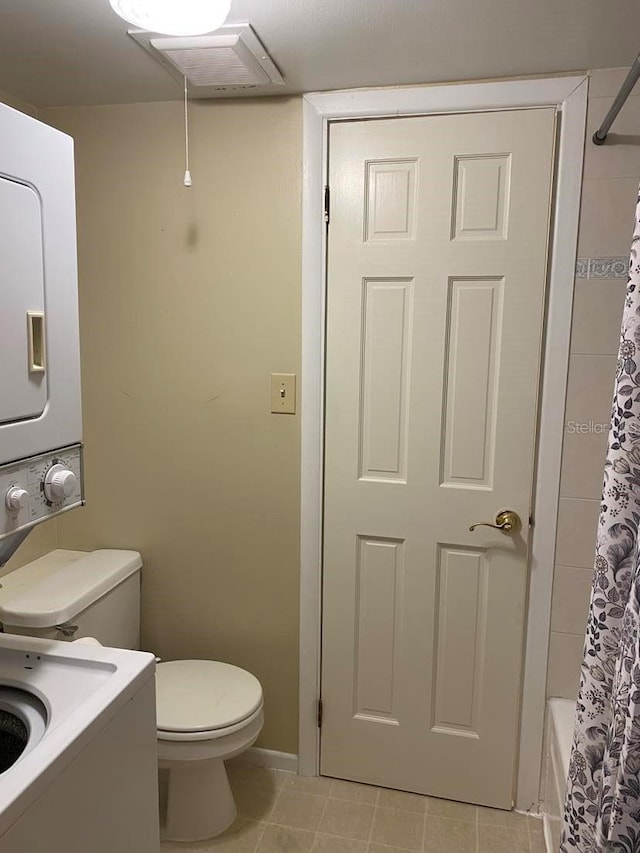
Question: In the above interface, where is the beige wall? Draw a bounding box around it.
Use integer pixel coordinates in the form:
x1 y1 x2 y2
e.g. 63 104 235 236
0 86 37 117
40 97 302 753
1 520 58 576
21 68 632 745
547 68 640 698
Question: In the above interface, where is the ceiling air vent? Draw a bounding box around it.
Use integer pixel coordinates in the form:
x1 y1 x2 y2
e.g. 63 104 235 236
129 24 284 97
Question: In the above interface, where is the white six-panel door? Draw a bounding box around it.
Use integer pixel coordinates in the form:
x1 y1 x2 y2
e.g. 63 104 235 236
321 108 556 808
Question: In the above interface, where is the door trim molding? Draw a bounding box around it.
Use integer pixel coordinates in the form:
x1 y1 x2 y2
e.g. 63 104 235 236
300 76 588 811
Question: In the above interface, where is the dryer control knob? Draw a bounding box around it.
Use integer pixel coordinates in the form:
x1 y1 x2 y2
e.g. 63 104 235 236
5 487 29 512
44 465 77 503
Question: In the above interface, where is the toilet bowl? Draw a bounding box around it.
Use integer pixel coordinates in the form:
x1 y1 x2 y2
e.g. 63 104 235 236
0 549 264 842
155 659 264 840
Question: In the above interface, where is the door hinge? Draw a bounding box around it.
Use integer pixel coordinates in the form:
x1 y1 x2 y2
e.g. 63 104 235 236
317 698 323 728
323 186 330 225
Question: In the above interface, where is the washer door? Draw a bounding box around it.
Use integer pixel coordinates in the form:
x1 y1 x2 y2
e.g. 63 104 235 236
0 687 47 773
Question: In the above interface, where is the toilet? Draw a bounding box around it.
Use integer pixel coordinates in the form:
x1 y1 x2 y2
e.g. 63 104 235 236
0 548 263 842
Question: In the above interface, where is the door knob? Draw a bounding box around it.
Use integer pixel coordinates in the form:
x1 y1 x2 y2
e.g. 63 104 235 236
469 510 522 534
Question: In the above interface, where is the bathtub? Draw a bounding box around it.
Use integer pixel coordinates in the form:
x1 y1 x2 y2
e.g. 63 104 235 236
542 698 575 852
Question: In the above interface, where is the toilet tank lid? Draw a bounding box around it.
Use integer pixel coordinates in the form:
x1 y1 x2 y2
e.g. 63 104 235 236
0 549 142 628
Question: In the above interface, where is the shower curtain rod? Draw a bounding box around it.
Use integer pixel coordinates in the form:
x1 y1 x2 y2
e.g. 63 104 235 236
593 52 640 144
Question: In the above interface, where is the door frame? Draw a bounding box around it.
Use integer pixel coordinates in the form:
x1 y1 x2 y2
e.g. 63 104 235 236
299 75 588 811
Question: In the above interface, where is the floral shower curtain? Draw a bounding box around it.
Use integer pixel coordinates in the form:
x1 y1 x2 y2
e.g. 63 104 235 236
561 190 640 853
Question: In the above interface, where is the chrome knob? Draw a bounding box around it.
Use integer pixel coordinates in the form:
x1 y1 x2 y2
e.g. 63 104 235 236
469 509 522 534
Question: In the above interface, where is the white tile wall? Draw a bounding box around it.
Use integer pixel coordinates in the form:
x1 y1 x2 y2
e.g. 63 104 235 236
559 431 608 500
559 354 615 499
588 68 631 99
564 354 617 424
554 498 601 568
548 65 640 699
578 177 638 257
547 632 585 700
570 278 626 355
585 95 640 179
551 566 592 635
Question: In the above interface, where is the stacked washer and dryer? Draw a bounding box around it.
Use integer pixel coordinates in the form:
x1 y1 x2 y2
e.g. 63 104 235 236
0 100 161 853
0 97 265 847
0 102 83 553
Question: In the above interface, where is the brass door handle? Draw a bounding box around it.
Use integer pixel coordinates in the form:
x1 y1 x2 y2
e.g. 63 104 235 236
469 510 522 534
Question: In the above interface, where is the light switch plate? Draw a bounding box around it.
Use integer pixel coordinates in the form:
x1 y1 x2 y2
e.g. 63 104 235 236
271 373 296 414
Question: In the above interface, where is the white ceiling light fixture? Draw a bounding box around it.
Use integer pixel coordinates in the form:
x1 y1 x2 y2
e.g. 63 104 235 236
109 0 232 37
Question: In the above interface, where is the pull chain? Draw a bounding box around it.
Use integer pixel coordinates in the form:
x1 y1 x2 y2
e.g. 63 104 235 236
183 76 192 187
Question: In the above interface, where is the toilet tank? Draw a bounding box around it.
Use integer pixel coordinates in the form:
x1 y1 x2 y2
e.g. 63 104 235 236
0 549 141 649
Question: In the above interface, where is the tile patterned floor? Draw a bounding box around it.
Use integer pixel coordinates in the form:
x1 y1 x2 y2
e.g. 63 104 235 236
160 763 547 853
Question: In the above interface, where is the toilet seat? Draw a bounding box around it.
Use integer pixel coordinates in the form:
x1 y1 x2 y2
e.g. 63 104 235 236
155 660 263 742
157 704 264 742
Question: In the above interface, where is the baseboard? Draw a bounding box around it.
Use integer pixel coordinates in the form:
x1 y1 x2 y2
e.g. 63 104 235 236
234 747 299 773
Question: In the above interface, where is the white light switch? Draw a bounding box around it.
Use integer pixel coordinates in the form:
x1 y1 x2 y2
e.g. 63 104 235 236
271 373 296 414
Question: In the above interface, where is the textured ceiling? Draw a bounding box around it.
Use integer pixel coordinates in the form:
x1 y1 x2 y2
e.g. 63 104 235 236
0 0 638 107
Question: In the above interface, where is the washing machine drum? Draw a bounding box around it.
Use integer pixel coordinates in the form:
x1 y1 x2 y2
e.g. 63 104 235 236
0 687 47 773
